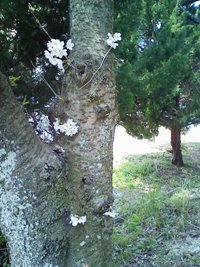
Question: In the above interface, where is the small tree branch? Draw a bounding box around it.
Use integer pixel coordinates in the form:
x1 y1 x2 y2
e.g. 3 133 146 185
180 0 197 6
79 47 112 89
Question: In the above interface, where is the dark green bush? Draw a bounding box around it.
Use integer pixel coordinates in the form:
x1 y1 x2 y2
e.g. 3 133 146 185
0 231 10 267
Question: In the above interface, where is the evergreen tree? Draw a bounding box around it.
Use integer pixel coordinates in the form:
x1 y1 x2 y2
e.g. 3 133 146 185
115 0 200 166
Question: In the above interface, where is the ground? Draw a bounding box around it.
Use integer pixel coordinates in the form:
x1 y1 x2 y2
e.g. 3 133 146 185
112 126 200 267
1 126 200 266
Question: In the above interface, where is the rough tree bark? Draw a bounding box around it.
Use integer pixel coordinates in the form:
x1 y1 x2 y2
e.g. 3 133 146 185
171 127 184 167
0 0 116 266
55 0 116 266
170 95 184 167
0 73 69 267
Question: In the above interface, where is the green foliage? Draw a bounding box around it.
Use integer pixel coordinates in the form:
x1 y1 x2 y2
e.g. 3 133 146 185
115 0 200 140
0 231 10 267
8 76 21 87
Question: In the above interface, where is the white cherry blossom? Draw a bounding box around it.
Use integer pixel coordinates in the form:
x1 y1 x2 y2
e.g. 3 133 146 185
103 210 118 218
106 32 122 49
69 215 79 227
36 114 50 132
44 38 74 71
78 216 87 224
69 215 87 227
113 33 122 41
47 39 67 57
66 39 74 50
53 118 79 136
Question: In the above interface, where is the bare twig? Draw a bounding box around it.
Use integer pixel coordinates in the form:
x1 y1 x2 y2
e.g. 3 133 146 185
30 61 61 98
28 3 52 39
79 47 112 89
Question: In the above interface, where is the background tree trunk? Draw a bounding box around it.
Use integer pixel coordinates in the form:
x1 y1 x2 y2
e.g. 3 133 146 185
0 73 69 267
52 0 117 266
171 127 184 167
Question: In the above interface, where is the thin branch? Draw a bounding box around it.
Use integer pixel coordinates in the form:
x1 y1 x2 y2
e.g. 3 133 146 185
179 3 200 24
79 47 112 90
180 0 197 6
187 13 200 24
42 77 60 98
30 61 60 98
28 3 52 39
0 248 8 251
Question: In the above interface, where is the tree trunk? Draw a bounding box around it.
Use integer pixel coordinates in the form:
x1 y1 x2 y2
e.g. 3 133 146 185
0 0 116 266
53 0 116 266
171 127 184 167
0 73 70 267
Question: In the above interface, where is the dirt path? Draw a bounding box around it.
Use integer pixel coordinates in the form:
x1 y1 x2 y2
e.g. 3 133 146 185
113 125 200 165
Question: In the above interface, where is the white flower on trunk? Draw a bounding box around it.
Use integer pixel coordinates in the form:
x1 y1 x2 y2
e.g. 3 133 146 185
53 118 79 136
36 114 50 132
113 33 122 41
80 241 86 247
47 39 67 57
69 215 87 227
69 215 79 227
53 118 60 132
106 32 121 49
78 216 87 224
66 39 74 50
44 38 74 71
44 51 64 70
103 210 118 218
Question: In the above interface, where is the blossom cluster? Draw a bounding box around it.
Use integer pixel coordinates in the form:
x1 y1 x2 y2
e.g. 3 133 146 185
53 118 79 136
69 214 87 227
29 113 53 142
44 38 74 71
36 114 50 132
106 33 122 49
103 210 118 218
44 32 121 71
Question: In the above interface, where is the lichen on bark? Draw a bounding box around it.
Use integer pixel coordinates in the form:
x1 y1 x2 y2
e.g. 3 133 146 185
0 0 116 266
0 73 69 267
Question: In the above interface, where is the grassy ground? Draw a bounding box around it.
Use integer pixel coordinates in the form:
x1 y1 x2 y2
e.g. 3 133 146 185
112 143 200 267
1 143 200 266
